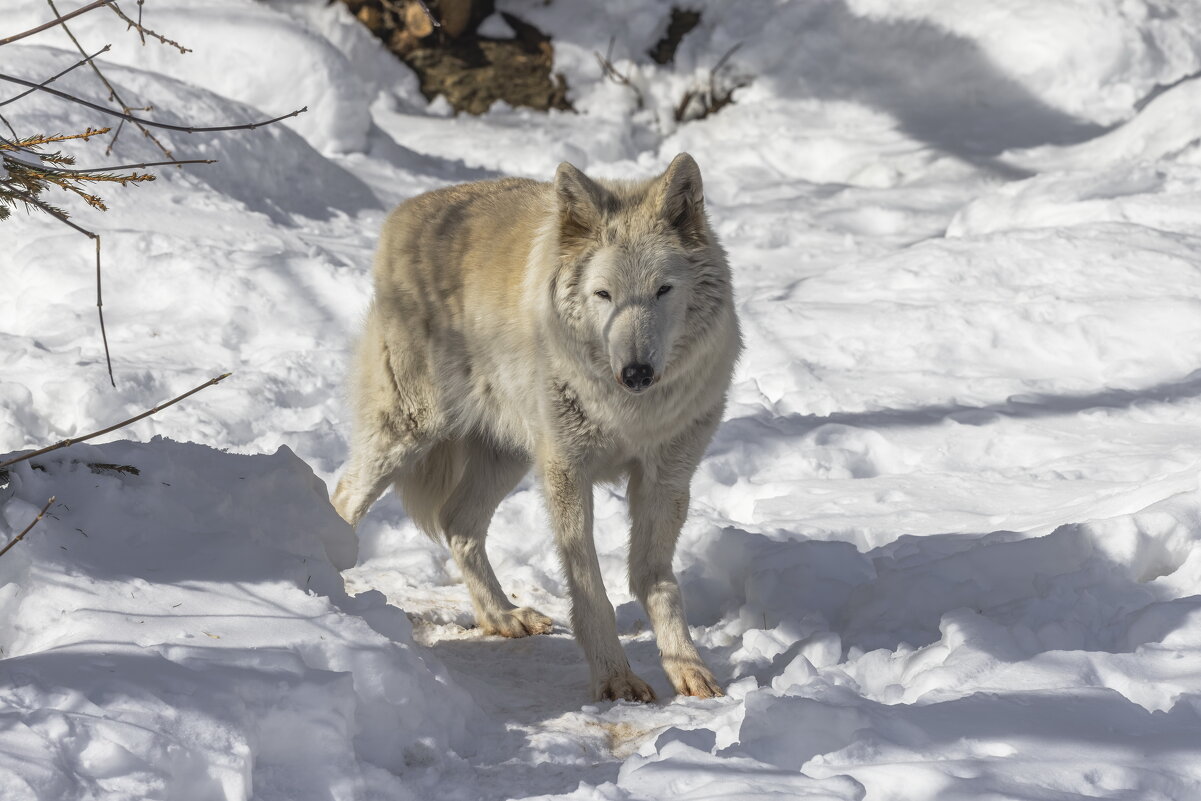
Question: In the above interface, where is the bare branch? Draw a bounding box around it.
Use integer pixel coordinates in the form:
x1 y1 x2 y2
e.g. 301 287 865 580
711 42 742 76
95 237 114 386
0 183 115 384
133 0 145 45
0 73 307 133
0 189 112 385
595 38 644 110
0 497 57 561
0 372 232 470
3 152 214 175
108 0 191 54
0 111 19 141
0 0 116 46
44 0 176 157
83 157 213 171
0 44 111 108
675 42 750 123
709 42 743 102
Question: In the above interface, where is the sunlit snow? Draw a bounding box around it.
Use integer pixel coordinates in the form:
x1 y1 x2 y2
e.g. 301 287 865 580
4 1 1201 799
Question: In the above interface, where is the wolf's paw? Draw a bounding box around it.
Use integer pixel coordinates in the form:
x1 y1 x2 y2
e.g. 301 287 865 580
479 607 554 638
665 659 724 699
594 670 657 703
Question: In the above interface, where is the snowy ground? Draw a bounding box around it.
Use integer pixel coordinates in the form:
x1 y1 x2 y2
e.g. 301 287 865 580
4 0 1201 798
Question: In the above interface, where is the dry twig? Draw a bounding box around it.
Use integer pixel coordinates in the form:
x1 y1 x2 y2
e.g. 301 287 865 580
595 37 645 110
0 45 111 110
3 153 214 176
674 42 749 123
94 237 113 382
0 74 307 133
46 0 178 156
107 0 191 53
0 497 57 560
0 0 116 46
0 372 232 471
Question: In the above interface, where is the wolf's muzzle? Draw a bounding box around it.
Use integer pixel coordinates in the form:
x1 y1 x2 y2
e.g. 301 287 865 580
621 363 655 392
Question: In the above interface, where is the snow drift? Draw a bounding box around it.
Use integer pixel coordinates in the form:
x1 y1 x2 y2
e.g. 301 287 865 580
4 0 1201 798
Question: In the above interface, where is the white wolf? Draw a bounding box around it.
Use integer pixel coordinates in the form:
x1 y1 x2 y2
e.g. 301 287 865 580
333 153 741 701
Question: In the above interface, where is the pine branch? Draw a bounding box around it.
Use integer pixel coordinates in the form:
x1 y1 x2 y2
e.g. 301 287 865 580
0 128 111 149
41 173 110 210
1 184 94 236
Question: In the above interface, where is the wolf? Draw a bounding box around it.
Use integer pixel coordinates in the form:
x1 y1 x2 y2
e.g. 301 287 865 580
333 153 741 701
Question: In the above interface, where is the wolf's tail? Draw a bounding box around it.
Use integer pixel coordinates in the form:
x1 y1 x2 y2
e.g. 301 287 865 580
395 440 464 541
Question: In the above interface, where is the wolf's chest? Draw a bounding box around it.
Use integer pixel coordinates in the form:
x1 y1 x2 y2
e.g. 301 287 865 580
547 371 708 457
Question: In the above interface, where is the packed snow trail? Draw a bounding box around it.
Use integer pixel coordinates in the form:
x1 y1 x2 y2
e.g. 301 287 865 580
4 0 1201 799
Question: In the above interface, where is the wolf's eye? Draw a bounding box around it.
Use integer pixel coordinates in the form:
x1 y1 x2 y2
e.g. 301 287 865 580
595 290 611 300
656 285 673 297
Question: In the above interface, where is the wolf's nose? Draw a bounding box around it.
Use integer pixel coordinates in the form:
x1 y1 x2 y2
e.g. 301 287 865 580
621 363 655 391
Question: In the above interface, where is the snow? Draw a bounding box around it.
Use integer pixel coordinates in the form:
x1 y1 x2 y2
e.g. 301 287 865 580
4 0 1201 798
0 441 472 801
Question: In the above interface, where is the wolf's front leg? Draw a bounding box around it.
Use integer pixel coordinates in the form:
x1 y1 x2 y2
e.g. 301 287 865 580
628 465 723 699
543 460 655 702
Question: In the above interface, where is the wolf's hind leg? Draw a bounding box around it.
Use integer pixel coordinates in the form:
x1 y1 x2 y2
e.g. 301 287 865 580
334 309 434 528
441 441 551 637
333 425 427 528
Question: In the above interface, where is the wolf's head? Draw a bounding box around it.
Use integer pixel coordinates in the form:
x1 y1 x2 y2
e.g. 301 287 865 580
550 153 729 395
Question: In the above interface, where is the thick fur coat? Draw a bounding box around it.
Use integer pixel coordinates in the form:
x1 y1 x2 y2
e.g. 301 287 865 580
334 154 741 700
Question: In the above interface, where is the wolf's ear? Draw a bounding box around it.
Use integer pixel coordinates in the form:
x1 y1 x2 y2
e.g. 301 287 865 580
555 162 606 242
657 153 706 244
